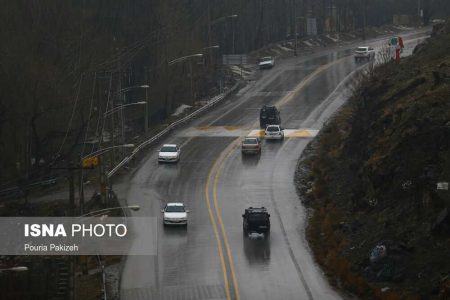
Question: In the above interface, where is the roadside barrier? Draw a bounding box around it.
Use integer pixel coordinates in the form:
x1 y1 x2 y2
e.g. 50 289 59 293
107 83 240 178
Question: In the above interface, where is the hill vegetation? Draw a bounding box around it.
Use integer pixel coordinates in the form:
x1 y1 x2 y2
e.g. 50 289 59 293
1 0 450 185
297 22 450 299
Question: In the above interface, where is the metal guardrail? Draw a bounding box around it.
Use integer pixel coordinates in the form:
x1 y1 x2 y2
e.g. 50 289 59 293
0 83 239 197
107 83 240 178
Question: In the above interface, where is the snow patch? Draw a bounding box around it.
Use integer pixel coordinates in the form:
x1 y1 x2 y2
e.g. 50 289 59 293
171 104 192 116
325 34 339 42
270 48 282 55
229 65 252 76
278 44 292 52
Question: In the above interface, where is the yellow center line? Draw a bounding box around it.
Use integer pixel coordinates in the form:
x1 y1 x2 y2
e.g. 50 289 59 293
276 57 347 107
203 56 348 299
213 140 242 300
205 162 232 300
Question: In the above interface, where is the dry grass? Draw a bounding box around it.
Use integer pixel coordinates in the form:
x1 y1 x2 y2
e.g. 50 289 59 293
300 23 450 299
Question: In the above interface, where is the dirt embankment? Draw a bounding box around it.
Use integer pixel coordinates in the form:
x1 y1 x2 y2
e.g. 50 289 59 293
296 23 450 299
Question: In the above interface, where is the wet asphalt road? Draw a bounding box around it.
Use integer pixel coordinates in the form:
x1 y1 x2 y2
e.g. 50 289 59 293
119 30 428 300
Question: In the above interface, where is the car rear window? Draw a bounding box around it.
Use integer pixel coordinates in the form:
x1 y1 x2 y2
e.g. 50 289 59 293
357 47 368 51
160 146 177 152
266 126 279 132
247 213 269 222
166 205 185 212
261 106 277 116
243 139 258 145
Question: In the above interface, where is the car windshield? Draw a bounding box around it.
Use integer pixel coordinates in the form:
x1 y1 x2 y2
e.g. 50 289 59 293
260 57 272 62
247 213 268 222
165 205 185 212
160 146 177 152
266 126 279 132
356 47 368 51
243 138 258 145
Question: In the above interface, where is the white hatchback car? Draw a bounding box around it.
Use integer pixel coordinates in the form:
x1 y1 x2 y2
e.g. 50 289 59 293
161 203 189 226
354 46 375 62
265 125 284 140
158 144 180 163
258 56 275 69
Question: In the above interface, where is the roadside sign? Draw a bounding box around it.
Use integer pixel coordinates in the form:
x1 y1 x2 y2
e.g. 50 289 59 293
222 54 248 65
306 18 318 36
437 182 449 190
82 156 98 168
390 37 398 46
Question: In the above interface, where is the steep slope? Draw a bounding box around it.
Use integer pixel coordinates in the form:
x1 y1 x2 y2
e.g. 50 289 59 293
296 24 450 299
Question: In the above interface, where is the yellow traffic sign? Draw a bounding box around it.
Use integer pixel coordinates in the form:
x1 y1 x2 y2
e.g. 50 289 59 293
82 156 98 168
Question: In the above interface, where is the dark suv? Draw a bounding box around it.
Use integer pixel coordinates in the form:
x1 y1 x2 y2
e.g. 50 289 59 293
242 207 271 237
260 105 281 128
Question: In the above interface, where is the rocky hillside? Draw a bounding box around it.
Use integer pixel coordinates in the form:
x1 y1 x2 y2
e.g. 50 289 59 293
296 23 450 299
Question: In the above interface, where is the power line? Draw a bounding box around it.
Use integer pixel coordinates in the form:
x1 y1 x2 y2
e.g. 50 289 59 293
55 73 84 159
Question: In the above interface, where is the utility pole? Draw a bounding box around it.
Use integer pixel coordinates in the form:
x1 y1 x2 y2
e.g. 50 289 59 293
189 60 194 102
68 162 75 216
207 0 213 65
78 165 85 215
98 155 106 206
98 73 112 206
361 0 366 40
145 78 149 133
120 88 126 158
232 17 236 54
50 164 78 216
110 75 116 163
293 0 298 56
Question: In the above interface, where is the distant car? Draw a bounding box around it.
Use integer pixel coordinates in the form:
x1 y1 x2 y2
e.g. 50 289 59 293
260 105 281 128
258 56 275 69
354 46 375 61
241 137 262 154
242 207 270 238
265 125 284 140
158 144 180 163
161 203 189 226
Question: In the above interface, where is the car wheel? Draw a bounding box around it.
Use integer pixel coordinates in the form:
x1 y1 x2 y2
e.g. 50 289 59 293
243 226 248 236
